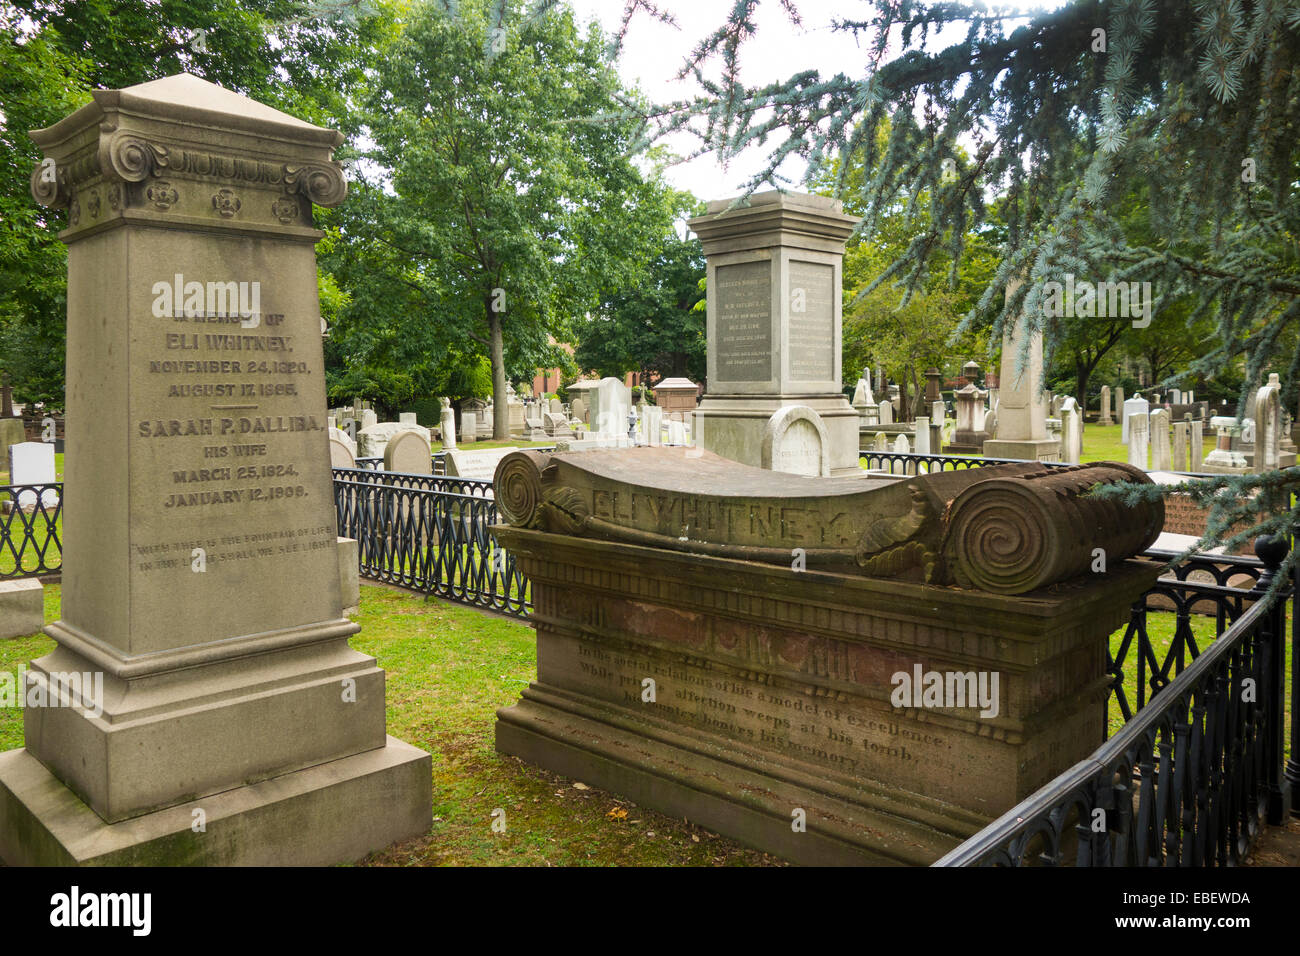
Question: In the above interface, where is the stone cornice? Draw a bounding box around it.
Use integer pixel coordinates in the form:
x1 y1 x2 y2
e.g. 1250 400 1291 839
29 78 347 239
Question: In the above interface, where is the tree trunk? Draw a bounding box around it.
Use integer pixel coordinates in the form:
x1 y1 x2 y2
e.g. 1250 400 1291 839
489 307 507 441
1075 359 1090 419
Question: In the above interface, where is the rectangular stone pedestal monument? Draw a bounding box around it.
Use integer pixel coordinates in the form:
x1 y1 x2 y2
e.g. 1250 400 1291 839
0 74 430 866
688 192 861 477
491 447 1162 865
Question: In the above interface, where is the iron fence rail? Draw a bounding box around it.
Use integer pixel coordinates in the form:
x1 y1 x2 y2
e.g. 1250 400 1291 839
332 467 528 616
0 482 62 578
936 545 1292 866
936 598 1284 866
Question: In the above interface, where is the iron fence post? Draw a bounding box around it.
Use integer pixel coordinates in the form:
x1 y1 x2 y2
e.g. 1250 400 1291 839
1250 535 1292 824
1287 555 1300 815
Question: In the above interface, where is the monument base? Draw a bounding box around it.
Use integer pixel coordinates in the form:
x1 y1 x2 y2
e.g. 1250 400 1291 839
983 437 1061 462
945 430 989 456
497 688 981 866
694 395 862 476
0 736 430 865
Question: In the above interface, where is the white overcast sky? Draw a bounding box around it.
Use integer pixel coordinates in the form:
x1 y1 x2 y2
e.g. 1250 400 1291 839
566 0 1068 202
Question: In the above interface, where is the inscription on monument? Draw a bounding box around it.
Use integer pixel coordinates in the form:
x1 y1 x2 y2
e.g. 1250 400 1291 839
124 253 339 647
714 261 771 382
771 417 822 477
786 260 834 382
547 634 980 801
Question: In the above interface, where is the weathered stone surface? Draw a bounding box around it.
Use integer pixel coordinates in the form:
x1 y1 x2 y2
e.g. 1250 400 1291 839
328 430 356 469
0 73 429 865
493 447 1162 596
493 469 1160 863
358 420 430 459
383 428 432 475
1128 412 1150 469
947 383 989 454
688 192 861 475
983 280 1059 462
445 446 516 480
337 536 359 615
6 442 59 510
763 405 828 477
543 411 573 439
439 396 456 450
0 579 44 640
0 738 431 865
1122 396 1149 445
588 378 631 438
0 419 25 469
1149 408 1171 471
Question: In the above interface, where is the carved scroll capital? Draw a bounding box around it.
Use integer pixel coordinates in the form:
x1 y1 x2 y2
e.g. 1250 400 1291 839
30 161 67 208
282 162 347 207
101 133 170 183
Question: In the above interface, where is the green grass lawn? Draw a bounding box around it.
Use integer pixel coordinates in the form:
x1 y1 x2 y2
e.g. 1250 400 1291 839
1078 422 1129 464
1 580 1286 865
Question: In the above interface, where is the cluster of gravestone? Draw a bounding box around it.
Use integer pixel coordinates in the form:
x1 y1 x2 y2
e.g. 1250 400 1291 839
1115 376 1294 475
0 76 1213 867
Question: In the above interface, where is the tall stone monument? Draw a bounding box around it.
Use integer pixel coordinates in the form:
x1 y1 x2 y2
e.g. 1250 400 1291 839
0 74 430 865
687 191 860 476
1098 385 1114 425
983 281 1060 462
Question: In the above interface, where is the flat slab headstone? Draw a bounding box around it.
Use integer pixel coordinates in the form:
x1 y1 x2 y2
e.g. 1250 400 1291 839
328 431 356 469
444 446 516 480
764 405 828 477
1122 396 1150 444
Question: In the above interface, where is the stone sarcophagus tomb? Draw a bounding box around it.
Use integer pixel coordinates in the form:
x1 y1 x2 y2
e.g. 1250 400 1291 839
492 448 1162 865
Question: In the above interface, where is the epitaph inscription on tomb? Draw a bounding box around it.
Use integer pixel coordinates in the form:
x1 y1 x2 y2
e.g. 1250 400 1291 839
714 261 771 382
785 260 834 382
125 252 337 653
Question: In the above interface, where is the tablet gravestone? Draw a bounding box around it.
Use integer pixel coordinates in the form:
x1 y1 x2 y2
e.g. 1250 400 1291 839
384 429 432 475
0 73 430 866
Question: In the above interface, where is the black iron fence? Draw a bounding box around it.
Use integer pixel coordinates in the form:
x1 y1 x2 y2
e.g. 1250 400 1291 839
332 467 529 616
0 482 63 578
936 540 1294 866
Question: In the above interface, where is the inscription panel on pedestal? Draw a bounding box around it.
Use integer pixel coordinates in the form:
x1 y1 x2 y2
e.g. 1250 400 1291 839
714 261 772 383
786 260 834 382
536 629 1007 811
125 236 339 651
